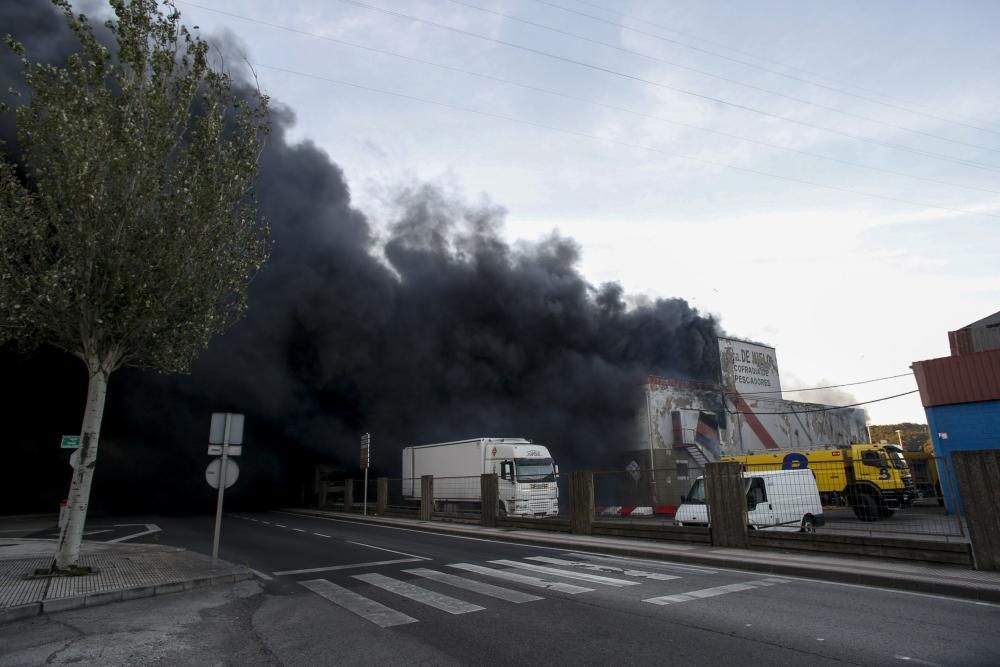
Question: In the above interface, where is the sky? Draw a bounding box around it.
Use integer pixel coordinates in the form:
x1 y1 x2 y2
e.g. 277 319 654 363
122 0 998 424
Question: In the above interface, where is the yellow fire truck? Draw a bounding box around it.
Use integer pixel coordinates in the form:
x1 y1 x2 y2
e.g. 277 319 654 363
722 444 915 521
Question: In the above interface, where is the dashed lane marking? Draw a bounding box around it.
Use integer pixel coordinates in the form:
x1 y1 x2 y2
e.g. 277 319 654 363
348 541 430 560
643 578 790 606
300 579 417 628
353 573 485 615
313 532 331 538
404 568 543 604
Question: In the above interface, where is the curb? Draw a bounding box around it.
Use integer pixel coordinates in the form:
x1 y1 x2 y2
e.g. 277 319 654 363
1 571 253 624
283 509 1000 605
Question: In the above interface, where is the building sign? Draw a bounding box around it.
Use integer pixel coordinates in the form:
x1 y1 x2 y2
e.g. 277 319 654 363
718 336 781 395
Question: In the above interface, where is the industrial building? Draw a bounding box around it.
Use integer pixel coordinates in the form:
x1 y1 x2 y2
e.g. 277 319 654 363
913 310 1000 514
614 336 869 510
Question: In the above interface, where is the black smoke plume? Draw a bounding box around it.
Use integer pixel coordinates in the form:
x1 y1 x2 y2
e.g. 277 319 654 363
1 0 719 514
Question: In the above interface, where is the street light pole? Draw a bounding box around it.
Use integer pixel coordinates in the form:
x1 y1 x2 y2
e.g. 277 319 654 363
896 429 904 448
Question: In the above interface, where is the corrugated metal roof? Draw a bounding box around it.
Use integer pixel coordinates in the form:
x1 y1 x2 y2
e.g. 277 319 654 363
912 349 1000 407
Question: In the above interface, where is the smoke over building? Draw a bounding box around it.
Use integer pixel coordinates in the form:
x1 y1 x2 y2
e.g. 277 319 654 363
1 1 720 513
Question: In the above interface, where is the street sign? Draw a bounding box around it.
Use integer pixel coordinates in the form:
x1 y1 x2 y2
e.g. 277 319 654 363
209 413 244 445
360 432 370 468
205 457 239 490
61 435 81 449
207 444 242 456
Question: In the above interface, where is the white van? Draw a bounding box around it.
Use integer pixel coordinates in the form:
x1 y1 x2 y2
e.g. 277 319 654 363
674 469 824 532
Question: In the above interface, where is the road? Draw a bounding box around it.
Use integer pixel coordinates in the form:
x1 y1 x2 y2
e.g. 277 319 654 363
4 511 999 666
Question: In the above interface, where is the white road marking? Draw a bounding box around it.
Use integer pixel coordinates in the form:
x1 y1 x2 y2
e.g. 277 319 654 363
567 552 716 575
300 579 417 628
274 510 695 552
250 569 273 581
894 657 946 666
448 563 592 594
348 541 430 560
274 524 287 528
273 558 425 576
526 556 680 581
83 529 114 536
292 528 306 533
261 521 272 525
489 559 639 587
108 523 161 543
313 532 331 538
354 573 485 614
644 578 790 606
405 568 543 603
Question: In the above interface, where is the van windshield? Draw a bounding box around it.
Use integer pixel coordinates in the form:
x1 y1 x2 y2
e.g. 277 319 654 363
515 458 555 482
684 479 706 504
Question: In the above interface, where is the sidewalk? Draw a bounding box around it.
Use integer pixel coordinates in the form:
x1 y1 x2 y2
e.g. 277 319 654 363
286 508 1000 604
0 534 252 623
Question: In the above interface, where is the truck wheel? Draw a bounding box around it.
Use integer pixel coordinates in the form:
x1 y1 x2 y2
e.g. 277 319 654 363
498 502 508 518
935 482 944 507
877 506 895 519
800 516 817 533
852 494 878 522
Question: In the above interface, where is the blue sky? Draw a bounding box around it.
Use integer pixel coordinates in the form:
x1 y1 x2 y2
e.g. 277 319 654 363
155 0 999 424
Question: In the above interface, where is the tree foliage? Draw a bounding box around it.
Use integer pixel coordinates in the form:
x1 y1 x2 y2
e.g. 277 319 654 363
869 422 931 452
0 0 270 376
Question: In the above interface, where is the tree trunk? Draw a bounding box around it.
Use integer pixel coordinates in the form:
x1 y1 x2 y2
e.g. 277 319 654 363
53 364 110 570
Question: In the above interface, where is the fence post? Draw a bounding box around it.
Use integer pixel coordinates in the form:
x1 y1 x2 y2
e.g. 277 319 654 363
705 462 748 548
376 477 388 515
344 479 354 513
420 475 434 521
481 473 499 527
318 480 328 509
952 451 1000 570
569 470 594 535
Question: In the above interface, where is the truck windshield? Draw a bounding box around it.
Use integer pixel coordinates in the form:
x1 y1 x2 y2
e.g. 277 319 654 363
684 479 706 504
886 448 909 470
514 458 555 482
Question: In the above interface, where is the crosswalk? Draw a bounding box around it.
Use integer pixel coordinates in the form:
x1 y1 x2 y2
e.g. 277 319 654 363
294 553 792 628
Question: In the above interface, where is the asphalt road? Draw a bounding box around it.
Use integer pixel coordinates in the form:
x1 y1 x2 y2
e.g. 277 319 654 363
103 510 1000 667
4 512 998 666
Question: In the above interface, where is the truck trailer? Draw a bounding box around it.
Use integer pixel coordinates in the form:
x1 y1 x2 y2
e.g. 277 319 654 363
722 443 915 521
402 438 559 517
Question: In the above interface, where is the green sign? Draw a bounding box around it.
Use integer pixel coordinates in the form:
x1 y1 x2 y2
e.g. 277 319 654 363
61 435 81 449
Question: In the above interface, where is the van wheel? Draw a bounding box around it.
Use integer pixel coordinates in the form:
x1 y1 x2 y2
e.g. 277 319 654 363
498 502 508 518
800 516 817 533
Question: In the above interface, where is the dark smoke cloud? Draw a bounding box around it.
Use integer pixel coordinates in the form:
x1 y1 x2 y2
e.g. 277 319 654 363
2 1 719 514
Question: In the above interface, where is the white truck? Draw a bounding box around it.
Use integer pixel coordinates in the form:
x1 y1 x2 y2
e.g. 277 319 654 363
674 469 824 532
402 438 559 517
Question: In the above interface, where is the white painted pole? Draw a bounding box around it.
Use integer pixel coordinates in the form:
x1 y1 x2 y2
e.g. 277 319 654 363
211 413 231 565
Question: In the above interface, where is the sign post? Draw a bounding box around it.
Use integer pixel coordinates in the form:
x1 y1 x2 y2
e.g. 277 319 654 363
360 432 371 516
208 412 244 565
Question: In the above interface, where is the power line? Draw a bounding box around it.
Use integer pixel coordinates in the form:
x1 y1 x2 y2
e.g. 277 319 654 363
728 390 920 414
318 0 1000 175
447 0 1000 157
552 0 1000 137
178 2 1000 198
726 372 914 397
250 61 1000 221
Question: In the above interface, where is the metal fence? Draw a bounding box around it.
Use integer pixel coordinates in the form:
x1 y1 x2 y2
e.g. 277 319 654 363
592 469 679 526
739 459 966 541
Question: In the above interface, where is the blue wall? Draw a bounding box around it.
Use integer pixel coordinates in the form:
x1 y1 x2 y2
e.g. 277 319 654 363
926 400 1000 514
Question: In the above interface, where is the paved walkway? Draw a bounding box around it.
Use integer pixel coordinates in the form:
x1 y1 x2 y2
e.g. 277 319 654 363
0 535 251 623
285 508 1000 604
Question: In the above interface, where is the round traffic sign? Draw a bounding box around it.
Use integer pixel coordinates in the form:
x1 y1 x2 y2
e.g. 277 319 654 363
205 457 240 489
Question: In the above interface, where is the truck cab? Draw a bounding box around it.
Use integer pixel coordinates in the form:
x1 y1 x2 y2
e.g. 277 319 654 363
489 442 559 517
